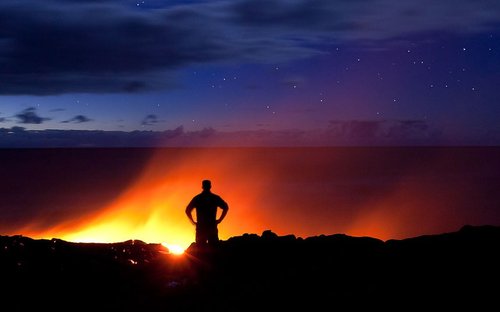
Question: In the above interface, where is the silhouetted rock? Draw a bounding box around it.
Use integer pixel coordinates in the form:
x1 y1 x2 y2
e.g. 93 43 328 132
1 225 499 310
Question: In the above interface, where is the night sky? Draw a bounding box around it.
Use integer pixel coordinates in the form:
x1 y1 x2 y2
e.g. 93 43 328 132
1 0 500 146
2 1 500 248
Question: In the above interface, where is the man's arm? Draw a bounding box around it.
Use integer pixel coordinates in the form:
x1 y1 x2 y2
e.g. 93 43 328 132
216 197 229 224
185 199 197 225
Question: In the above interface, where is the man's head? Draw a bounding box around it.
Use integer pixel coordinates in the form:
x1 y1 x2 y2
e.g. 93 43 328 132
202 179 212 191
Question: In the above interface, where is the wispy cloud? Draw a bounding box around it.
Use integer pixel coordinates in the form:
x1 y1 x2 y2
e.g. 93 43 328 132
1 0 498 95
14 107 50 124
141 114 162 126
62 115 93 123
3 119 493 148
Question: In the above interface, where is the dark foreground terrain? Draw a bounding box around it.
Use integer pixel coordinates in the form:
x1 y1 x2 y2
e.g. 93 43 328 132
1 225 499 311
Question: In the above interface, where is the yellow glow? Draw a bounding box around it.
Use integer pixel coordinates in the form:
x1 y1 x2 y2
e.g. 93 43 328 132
54 198 195 250
162 243 185 255
20 148 264 248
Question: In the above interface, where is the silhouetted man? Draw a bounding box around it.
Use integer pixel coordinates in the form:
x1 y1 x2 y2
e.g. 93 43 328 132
186 179 229 246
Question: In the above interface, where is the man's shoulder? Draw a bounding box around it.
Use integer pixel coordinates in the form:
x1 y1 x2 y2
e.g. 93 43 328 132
192 192 216 198
193 193 205 199
193 192 224 201
211 193 227 205
210 192 223 199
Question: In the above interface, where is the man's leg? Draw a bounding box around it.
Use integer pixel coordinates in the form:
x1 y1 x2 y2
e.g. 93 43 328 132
207 227 219 245
196 227 207 244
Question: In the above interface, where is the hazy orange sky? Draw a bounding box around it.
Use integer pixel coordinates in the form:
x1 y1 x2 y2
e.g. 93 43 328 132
3 147 499 251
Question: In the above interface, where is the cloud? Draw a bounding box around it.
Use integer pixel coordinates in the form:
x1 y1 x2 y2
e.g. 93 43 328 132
0 126 186 148
3 119 490 148
14 107 50 124
141 114 161 126
326 119 442 144
62 115 93 123
328 120 382 139
1 0 499 95
229 0 500 39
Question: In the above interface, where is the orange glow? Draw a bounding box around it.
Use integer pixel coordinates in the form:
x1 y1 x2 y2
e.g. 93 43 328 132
15 147 488 245
162 243 185 255
21 148 271 249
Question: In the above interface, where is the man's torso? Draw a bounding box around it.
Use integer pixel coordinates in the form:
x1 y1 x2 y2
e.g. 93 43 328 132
192 192 222 226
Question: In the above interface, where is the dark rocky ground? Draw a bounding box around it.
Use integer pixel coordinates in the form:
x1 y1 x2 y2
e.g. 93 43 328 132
1 225 499 311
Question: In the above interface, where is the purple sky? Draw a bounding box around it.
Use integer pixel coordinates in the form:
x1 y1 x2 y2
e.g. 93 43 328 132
1 0 500 146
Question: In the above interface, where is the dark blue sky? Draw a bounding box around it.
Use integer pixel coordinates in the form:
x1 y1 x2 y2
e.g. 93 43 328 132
1 0 500 146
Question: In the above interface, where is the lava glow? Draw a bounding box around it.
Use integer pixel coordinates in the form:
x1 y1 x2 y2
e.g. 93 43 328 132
21 148 271 249
12 147 498 245
162 243 185 255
